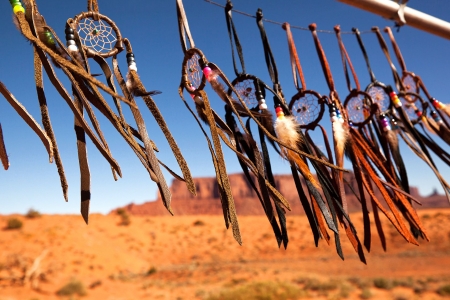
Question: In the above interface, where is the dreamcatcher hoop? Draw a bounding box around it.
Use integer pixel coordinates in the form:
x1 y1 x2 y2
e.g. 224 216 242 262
366 82 392 115
288 89 325 130
229 74 261 109
397 91 428 124
70 11 123 58
182 48 207 92
344 90 374 127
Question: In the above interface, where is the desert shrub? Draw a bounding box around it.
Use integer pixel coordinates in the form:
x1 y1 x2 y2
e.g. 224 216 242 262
360 288 372 299
6 218 23 230
373 278 393 290
25 208 41 219
56 279 87 296
393 292 410 300
437 284 450 296
145 267 157 276
193 220 205 226
116 208 130 226
206 281 305 300
301 277 338 296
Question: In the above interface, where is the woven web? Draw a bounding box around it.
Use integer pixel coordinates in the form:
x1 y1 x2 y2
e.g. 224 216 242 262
186 53 202 90
347 94 369 124
77 18 117 54
402 74 417 94
402 74 420 102
292 93 321 126
401 95 423 122
368 86 390 113
234 79 258 107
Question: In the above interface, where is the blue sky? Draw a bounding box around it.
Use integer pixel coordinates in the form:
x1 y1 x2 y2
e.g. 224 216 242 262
0 0 449 215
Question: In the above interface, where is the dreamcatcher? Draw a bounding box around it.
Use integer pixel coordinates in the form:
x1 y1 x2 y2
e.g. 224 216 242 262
310 24 426 256
255 11 352 253
372 27 450 195
177 0 344 246
353 27 450 205
4 0 196 223
384 26 450 145
334 26 428 248
223 0 290 247
282 22 360 255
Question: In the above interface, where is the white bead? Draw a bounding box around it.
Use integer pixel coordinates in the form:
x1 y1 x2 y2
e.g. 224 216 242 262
259 103 268 110
128 63 137 72
331 116 338 122
68 45 78 52
339 117 345 124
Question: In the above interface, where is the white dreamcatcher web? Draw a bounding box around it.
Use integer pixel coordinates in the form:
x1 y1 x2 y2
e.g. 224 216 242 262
77 18 117 54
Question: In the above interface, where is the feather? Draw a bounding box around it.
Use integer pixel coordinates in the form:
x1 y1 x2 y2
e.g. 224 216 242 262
126 71 161 98
274 107 318 187
332 118 349 165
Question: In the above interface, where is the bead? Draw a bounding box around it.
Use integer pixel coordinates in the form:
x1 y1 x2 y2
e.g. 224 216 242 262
13 5 25 14
66 40 76 46
415 110 422 117
68 44 78 52
128 63 137 72
126 53 135 58
259 103 267 110
66 34 75 41
331 116 338 122
202 66 212 80
389 91 402 108
275 106 285 119
65 27 74 34
339 118 345 124
126 57 135 63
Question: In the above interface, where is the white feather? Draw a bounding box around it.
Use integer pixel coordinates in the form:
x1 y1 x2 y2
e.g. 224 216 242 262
126 72 133 91
332 119 348 159
274 115 301 150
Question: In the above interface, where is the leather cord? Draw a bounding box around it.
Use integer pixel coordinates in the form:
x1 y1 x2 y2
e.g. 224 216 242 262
334 25 360 92
282 22 306 91
176 0 195 54
309 23 335 94
0 124 8 170
372 27 404 92
256 8 284 102
353 28 378 84
225 0 246 77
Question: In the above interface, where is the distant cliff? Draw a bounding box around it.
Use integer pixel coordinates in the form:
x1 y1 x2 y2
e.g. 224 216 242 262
114 173 449 216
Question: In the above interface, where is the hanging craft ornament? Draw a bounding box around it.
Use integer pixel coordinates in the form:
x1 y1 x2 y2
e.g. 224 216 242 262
282 22 353 250
310 23 429 256
4 0 195 223
336 26 428 246
383 26 450 141
223 0 289 248
256 12 345 252
372 27 450 168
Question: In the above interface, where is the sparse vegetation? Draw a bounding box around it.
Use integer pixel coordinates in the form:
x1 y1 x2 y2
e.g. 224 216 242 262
145 267 157 276
360 288 372 299
25 208 41 219
193 220 205 226
116 208 131 226
206 281 305 300
56 279 87 297
373 277 393 290
6 217 23 230
437 284 450 296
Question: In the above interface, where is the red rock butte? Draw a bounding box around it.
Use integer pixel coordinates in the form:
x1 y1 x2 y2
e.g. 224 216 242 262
114 172 448 216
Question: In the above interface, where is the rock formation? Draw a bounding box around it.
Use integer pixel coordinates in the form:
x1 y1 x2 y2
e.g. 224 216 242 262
114 173 448 216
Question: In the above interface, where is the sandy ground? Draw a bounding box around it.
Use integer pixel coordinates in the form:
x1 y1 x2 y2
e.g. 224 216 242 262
0 208 449 299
